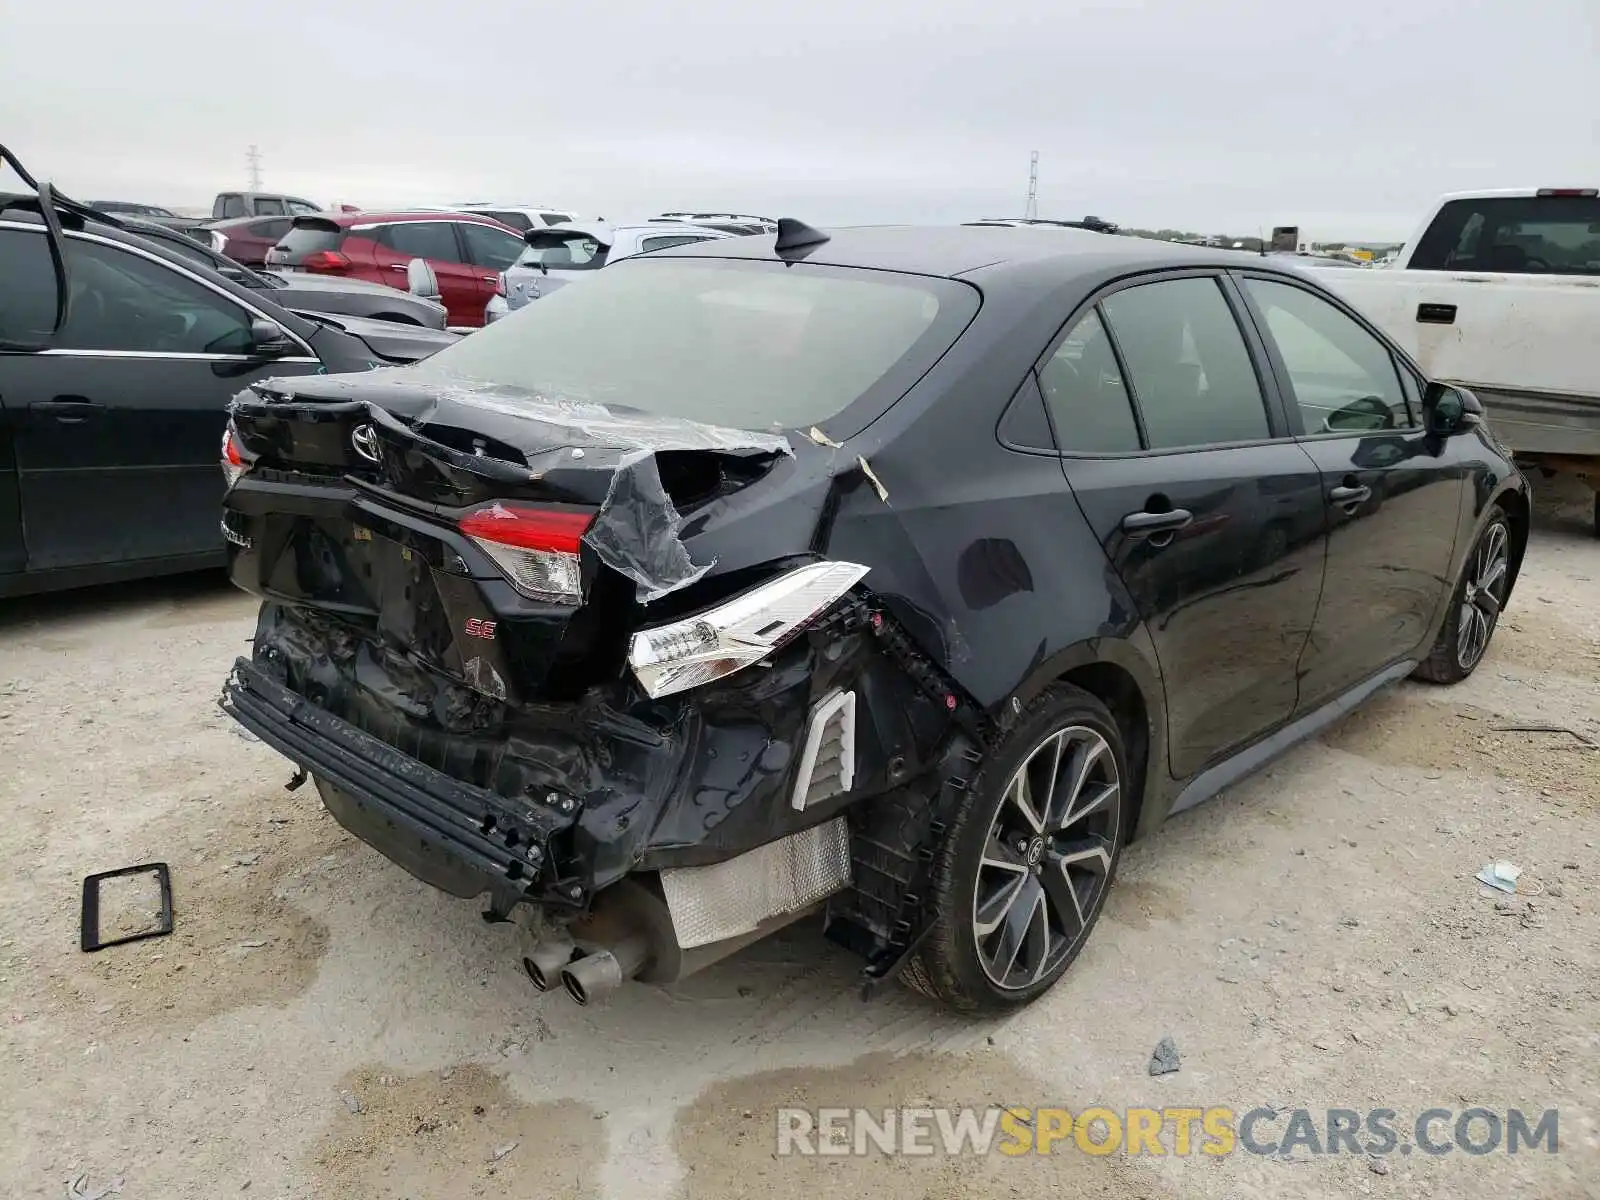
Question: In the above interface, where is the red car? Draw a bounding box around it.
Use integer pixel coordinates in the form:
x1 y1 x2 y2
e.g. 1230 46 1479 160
266 211 526 328
203 215 296 267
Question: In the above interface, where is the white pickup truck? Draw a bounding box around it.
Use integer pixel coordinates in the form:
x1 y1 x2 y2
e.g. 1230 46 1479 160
1320 188 1600 532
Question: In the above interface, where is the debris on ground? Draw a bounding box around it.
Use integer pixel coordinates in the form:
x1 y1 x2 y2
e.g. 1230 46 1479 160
341 1093 362 1114
490 1141 518 1162
1475 861 1521 893
1148 1036 1180 1076
1368 1156 1390 1176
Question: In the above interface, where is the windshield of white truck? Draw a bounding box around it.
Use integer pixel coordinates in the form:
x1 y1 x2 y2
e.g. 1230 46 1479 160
1409 195 1600 276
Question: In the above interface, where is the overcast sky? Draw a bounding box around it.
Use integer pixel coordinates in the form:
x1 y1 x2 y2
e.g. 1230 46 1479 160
3 0 1595 239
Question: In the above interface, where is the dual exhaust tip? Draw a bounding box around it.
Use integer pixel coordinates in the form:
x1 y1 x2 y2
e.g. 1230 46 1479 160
523 934 650 1006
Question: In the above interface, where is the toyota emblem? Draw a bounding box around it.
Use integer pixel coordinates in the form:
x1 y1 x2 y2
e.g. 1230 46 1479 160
351 424 381 464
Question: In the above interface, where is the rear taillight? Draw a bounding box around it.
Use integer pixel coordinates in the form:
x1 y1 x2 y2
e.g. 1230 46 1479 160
299 249 351 273
459 503 594 605
221 424 251 487
495 273 507 297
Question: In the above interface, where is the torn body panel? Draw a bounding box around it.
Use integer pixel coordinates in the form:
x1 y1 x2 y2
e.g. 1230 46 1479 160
218 365 1123 994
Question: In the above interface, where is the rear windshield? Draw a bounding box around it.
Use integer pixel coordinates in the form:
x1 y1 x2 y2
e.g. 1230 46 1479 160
409 258 978 432
1409 195 1600 275
273 222 344 261
515 231 608 270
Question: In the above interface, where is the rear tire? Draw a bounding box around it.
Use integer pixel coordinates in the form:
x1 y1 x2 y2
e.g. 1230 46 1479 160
1412 511 1512 684
903 684 1128 1013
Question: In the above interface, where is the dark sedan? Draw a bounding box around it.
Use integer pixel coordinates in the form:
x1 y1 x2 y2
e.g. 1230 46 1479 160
122 219 449 329
0 184 455 598
219 221 1527 1014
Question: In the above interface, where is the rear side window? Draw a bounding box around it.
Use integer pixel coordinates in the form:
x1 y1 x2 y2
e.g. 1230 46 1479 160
1100 277 1269 449
378 221 463 262
0 228 59 343
1243 278 1412 432
274 222 345 261
1038 310 1141 453
286 199 320 216
540 212 571 226
517 231 608 270
1409 194 1600 275
478 209 532 232
255 197 286 216
410 258 974 432
640 235 714 254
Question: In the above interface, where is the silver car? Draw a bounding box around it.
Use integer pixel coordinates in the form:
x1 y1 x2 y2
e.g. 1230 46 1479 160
486 221 732 322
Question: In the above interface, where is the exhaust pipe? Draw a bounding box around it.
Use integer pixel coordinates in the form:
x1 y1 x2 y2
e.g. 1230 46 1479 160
522 938 575 992
560 934 650 1006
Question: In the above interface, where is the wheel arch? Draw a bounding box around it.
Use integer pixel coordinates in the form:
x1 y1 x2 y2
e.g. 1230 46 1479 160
1492 483 1530 599
1003 635 1168 844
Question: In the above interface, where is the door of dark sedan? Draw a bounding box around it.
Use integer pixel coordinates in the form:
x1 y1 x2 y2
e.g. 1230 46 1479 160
0 223 323 579
1035 271 1330 780
1232 273 1469 711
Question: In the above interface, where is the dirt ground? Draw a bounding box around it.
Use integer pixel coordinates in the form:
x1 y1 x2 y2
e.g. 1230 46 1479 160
2 480 1597 1200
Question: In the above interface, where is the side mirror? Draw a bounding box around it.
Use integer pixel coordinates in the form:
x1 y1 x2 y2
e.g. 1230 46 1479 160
1424 382 1483 435
248 318 293 357
404 257 441 300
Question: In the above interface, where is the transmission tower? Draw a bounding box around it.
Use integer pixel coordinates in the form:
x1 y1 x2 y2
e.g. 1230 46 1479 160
1025 150 1039 220
246 145 263 190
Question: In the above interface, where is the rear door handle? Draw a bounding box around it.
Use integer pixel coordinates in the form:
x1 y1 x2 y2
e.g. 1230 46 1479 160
388 263 408 272
30 398 105 425
1121 509 1193 537
1329 484 1371 505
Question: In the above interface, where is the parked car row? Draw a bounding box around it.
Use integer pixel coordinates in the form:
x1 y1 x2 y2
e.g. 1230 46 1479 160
0 152 455 598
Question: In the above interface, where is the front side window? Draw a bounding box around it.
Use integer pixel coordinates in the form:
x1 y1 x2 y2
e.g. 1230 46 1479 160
459 222 525 269
286 199 321 216
255 197 286 216
55 236 255 353
516 231 608 270
1038 309 1141 453
1100 277 1270 449
1243 278 1411 433
219 195 246 219
379 221 463 263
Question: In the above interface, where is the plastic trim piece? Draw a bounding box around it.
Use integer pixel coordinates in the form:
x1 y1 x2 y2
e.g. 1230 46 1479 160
790 689 856 811
81 862 173 952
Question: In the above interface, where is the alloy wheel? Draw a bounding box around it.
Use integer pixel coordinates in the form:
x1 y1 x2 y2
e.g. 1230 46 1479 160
972 725 1120 990
1456 522 1509 670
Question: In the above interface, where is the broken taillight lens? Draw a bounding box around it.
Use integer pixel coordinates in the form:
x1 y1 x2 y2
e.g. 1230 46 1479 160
458 503 593 605
628 561 870 699
221 424 251 488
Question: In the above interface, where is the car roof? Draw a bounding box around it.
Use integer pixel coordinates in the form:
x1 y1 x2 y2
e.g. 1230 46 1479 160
652 223 1274 283
300 210 519 230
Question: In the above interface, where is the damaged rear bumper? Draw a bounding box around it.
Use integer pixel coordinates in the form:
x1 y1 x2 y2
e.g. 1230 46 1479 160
221 658 573 909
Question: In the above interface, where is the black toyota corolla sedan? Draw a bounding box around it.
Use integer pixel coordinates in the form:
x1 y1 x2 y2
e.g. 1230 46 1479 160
219 220 1527 1014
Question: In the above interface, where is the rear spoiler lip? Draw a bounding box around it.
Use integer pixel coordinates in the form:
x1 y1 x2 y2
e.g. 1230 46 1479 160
287 215 344 232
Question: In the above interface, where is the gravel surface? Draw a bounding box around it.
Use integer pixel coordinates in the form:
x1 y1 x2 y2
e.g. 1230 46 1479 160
2 480 1596 1199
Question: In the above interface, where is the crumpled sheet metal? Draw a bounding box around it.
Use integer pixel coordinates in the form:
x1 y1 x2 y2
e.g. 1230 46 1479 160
233 376 794 603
